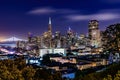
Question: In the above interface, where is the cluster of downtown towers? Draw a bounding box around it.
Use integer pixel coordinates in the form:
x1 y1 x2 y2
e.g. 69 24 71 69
17 18 102 56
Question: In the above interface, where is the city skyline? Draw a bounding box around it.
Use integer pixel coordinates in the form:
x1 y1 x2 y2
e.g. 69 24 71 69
0 0 120 40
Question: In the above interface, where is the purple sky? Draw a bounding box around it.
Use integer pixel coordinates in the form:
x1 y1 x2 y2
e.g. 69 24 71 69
0 0 120 39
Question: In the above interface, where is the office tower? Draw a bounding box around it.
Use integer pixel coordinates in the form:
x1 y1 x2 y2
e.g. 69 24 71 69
48 17 52 38
43 17 53 48
54 31 61 48
88 20 101 48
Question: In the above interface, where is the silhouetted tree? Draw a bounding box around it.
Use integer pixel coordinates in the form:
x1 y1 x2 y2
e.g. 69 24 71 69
22 66 35 80
103 23 120 53
42 54 51 65
34 68 52 80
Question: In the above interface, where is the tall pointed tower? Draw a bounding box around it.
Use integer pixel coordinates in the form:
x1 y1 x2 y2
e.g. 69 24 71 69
48 17 52 33
48 17 52 48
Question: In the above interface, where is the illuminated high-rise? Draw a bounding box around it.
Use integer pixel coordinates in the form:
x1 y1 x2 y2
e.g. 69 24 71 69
48 17 52 37
88 20 101 48
42 17 53 48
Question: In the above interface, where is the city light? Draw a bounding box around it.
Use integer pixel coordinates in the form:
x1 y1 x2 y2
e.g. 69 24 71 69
0 0 120 80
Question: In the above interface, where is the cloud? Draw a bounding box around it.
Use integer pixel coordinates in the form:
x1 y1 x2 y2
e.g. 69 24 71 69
27 7 56 15
28 7 120 21
99 9 120 13
27 7 77 15
66 13 120 21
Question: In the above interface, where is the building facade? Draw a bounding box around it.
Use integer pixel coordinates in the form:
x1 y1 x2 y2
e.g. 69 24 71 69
88 20 101 48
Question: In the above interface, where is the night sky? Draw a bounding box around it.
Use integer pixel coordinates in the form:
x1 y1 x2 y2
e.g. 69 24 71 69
0 0 120 39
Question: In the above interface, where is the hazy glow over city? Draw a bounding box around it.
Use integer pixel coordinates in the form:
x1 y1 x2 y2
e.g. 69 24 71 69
0 0 120 38
0 1 120 80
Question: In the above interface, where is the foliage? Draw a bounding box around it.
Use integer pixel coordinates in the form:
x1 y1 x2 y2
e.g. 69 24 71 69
103 71 120 80
103 75 112 80
0 57 63 80
34 68 52 80
103 23 120 52
75 62 120 80
42 54 51 65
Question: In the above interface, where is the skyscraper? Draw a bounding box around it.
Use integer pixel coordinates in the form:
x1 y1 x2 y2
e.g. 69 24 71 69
42 17 53 48
88 20 99 39
88 20 101 48
48 17 52 35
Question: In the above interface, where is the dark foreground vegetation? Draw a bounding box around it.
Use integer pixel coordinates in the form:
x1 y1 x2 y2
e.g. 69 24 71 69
0 57 120 80
75 62 120 80
0 57 62 80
